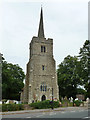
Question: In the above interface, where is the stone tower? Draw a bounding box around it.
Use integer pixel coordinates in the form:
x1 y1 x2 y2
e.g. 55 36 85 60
21 8 59 103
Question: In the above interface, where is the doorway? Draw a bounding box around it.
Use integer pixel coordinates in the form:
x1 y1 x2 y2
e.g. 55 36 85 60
41 95 46 101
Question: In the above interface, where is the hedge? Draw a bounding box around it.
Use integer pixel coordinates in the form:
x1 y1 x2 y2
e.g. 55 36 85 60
30 100 60 109
2 104 24 112
74 100 83 106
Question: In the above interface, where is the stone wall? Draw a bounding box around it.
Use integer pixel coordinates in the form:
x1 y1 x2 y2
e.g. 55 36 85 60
21 36 59 103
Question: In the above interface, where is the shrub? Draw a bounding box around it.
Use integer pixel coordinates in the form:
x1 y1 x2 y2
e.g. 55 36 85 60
2 104 7 112
74 100 83 106
61 99 69 107
68 102 73 107
30 100 59 109
2 104 24 112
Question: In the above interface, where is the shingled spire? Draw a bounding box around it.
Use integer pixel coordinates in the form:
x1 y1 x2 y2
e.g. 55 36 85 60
38 7 45 38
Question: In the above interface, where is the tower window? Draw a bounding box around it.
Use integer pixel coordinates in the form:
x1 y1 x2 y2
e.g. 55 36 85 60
41 46 46 52
42 65 44 70
43 85 44 91
40 85 42 91
40 85 47 92
41 46 43 52
44 46 46 52
45 86 47 91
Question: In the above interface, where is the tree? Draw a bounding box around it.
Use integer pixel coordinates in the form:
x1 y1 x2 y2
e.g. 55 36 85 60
57 55 82 103
77 88 86 96
78 40 90 98
2 58 25 100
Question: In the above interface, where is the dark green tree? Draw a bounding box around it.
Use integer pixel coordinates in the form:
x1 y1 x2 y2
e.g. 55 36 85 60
78 40 90 98
2 58 25 100
77 88 86 96
57 55 82 103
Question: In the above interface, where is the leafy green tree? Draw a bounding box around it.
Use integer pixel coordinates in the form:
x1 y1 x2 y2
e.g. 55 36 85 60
57 55 82 103
77 88 86 97
78 40 90 98
2 58 25 100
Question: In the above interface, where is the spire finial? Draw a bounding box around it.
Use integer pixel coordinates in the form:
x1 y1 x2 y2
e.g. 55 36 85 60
38 7 45 38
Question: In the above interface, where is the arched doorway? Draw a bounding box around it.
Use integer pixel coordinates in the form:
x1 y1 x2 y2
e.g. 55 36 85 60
41 95 46 101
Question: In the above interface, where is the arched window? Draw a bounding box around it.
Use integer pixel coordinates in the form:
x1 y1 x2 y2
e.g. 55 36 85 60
45 85 47 91
43 85 44 91
40 85 42 91
41 46 43 52
44 46 46 52
40 85 47 92
41 46 46 53
42 65 44 70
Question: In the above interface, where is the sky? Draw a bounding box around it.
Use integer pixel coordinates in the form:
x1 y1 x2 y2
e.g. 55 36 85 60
0 0 89 73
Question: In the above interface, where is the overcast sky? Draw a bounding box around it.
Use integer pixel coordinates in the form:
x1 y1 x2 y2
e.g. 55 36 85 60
0 0 89 73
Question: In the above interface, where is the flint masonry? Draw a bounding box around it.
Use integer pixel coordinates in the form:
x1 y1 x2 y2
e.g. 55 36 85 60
21 8 59 103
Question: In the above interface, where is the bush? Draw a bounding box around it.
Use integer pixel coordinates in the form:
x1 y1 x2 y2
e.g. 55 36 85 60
30 100 59 109
74 100 83 106
2 104 24 112
61 99 69 107
68 102 73 107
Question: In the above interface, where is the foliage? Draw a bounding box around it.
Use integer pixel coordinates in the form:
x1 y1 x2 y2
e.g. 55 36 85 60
2 58 25 100
30 100 59 109
57 55 82 101
61 99 73 107
77 88 86 94
57 40 90 100
78 40 90 98
77 88 86 99
2 104 24 112
74 100 83 107
61 99 69 107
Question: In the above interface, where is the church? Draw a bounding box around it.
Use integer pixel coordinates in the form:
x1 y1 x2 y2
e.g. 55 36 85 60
21 7 59 103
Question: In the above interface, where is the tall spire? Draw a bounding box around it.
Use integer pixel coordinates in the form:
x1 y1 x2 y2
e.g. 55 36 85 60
38 7 45 38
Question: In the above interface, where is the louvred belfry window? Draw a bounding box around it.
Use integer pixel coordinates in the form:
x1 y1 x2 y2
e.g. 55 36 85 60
41 46 46 52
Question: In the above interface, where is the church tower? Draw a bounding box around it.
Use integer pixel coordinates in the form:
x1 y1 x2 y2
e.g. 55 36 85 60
21 7 59 103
